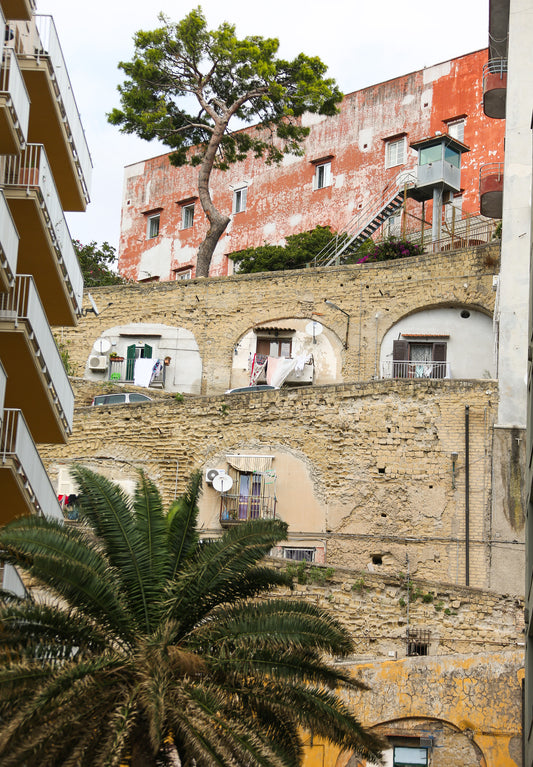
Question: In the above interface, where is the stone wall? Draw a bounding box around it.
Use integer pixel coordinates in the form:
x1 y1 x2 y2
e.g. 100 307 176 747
40 376 511 590
55 244 498 395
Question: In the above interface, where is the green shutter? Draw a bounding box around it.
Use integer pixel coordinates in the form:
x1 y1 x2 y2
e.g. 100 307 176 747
143 344 153 359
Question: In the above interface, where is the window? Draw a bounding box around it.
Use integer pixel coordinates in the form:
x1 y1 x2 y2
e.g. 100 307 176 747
386 137 406 168
181 204 194 229
392 339 447 379
387 213 402 237
283 548 315 562
172 268 192 280
147 214 160 239
256 336 292 358
407 628 431 657
220 469 277 523
447 118 465 143
393 746 428 766
125 342 152 382
233 187 247 213
314 161 332 190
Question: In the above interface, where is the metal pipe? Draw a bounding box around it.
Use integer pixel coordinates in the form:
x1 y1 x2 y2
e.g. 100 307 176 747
465 405 470 586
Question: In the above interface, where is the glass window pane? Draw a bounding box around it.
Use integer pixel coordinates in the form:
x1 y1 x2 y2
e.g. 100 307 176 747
280 341 291 357
419 145 441 165
445 145 461 168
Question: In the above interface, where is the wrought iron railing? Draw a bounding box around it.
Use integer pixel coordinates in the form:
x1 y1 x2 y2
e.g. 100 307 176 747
483 57 508 89
381 360 450 380
0 275 74 431
0 408 63 519
0 144 83 314
220 493 277 523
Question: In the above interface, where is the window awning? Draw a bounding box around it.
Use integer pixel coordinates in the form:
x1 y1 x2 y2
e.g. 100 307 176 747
226 454 274 473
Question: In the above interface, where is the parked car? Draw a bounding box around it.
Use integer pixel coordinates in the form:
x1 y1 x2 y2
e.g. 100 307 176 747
91 393 153 406
225 385 278 394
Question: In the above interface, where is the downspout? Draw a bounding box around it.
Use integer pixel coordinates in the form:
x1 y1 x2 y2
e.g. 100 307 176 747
465 405 470 586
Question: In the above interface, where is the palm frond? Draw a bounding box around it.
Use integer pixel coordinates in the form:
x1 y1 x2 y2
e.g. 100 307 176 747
71 465 158 634
166 469 202 579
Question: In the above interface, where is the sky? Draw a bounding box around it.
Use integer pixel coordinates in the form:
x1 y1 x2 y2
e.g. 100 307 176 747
40 0 489 252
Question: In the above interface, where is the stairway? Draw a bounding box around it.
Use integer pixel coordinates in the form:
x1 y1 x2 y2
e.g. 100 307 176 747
313 171 417 268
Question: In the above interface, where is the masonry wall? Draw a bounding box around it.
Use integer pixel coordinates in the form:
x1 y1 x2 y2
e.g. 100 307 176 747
41 377 506 590
58 244 499 395
117 49 504 281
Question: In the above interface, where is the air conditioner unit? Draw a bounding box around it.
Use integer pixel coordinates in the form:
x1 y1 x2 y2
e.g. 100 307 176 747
205 468 226 484
89 355 108 371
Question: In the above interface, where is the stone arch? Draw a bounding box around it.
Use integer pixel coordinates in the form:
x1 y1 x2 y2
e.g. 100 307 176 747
338 716 487 767
379 304 495 380
230 316 344 389
83 322 202 394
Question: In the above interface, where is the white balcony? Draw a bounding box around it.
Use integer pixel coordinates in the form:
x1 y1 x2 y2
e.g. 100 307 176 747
0 408 63 524
1 144 83 324
0 42 30 154
0 275 74 443
381 360 451 380
7 14 92 210
0 190 18 292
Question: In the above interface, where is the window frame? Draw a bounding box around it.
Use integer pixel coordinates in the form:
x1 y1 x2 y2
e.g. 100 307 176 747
386 137 406 168
146 213 160 239
446 117 465 143
256 336 293 358
233 186 248 214
314 161 332 190
181 203 195 230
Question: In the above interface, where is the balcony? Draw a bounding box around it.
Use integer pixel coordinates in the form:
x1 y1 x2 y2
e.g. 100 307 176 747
1 144 83 324
0 190 19 293
0 408 63 524
0 275 74 443
381 360 450 379
479 163 504 219
483 59 507 119
1 0 35 20
220 493 277 526
0 46 30 154
107 357 167 388
7 14 92 210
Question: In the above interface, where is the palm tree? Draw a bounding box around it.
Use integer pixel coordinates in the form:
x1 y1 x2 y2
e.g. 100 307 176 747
0 467 384 767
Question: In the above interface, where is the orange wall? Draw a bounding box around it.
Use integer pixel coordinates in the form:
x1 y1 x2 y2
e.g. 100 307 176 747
118 49 504 281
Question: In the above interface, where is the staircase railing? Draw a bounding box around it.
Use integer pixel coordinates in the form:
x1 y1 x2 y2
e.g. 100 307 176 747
311 171 417 268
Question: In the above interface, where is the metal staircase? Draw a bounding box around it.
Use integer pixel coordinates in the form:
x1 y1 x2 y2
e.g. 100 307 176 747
312 171 417 267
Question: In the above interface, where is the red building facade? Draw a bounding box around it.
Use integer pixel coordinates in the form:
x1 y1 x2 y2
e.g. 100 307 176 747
118 48 504 281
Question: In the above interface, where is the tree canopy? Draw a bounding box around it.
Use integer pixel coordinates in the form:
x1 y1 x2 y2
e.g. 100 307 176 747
75 240 125 287
108 6 342 277
0 468 383 767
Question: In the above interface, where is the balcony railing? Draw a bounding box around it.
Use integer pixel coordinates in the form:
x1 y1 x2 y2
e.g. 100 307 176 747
0 48 29 146
0 275 74 432
0 360 6 410
220 493 277 524
0 408 63 519
108 358 167 388
0 144 83 314
0 190 18 290
483 58 507 119
479 162 504 219
381 360 450 379
0 561 26 597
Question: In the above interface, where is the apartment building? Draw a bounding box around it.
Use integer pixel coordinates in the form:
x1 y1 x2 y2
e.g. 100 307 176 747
117 48 505 282
0 0 90 590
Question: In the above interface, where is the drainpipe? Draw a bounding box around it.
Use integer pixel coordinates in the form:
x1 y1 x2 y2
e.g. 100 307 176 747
465 405 470 586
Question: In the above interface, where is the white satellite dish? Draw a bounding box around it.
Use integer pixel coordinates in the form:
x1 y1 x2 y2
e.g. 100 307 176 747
93 338 111 354
212 474 234 493
88 293 100 316
305 321 323 344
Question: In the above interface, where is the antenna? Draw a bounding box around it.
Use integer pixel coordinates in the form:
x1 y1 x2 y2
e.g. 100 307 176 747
81 293 113 318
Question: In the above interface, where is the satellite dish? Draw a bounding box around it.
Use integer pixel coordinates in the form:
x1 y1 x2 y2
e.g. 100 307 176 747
88 293 100 316
213 474 233 493
305 321 323 337
305 321 323 344
93 338 111 354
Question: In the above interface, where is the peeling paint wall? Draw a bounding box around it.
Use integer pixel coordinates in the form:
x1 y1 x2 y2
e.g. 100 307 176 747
117 49 504 280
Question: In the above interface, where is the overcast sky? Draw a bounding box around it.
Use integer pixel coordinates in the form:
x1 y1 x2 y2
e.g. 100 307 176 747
40 0 489 251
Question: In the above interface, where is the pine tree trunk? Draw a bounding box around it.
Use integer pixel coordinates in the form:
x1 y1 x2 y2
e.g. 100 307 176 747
195 120 231 278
